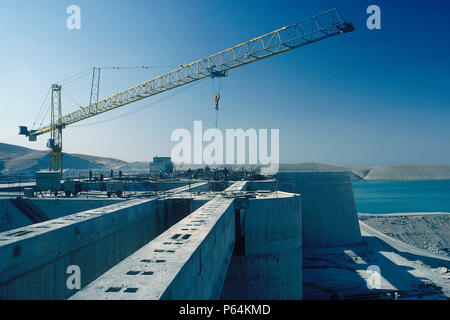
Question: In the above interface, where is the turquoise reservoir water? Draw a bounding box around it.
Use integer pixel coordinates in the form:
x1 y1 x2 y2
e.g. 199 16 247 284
351 180 450 213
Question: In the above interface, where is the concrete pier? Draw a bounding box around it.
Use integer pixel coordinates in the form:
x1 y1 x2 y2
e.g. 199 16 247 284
0 182 209 233
0 198 125 232
71 187 301 300
0 197 192 299
276 171 361 248
0 180 302 300
71 196 237 300
220 192 302 299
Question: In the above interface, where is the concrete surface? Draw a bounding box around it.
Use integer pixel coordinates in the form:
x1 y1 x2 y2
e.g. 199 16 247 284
302 221 450 300
276 171 361 248
221 191 302 299
0 197 192 299
71 195 236 300
0 198 125 232
359 212 450 257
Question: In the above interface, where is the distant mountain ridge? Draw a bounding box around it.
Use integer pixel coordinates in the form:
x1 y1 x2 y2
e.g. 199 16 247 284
363 164 450 181
279 163 450 181
0 142 145 174
1 142 449 180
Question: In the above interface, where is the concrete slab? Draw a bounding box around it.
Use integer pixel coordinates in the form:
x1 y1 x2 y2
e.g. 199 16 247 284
70 196 236 300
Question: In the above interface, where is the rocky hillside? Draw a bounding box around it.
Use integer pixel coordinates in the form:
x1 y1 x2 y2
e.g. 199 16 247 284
0 142 133 175
279 163 450 181
363 164 450 181
2 142 449 180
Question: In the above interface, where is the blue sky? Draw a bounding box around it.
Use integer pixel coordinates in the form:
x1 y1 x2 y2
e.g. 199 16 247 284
0 0 449 166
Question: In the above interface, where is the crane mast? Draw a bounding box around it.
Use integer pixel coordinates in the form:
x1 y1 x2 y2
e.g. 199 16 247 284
48 84 63 176
19 8 354 176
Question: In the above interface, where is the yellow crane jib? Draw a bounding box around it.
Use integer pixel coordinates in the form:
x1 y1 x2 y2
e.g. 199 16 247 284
19 8 354 176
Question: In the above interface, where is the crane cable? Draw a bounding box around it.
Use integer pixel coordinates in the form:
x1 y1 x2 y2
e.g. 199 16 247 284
56 68 93 86
61 88 83 108
68 80 201 128
99 65 177 70
32 87 51 130
38 100 52 128
56 65 178 86
34 65 187 129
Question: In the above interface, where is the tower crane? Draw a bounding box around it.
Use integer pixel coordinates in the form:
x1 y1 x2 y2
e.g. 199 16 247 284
19 8 354 177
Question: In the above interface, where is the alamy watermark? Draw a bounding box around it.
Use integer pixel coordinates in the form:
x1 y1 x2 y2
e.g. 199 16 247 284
66 5 81 30
64 5 380 31
367 5 381 30
171 121 279 175
66 265 81 290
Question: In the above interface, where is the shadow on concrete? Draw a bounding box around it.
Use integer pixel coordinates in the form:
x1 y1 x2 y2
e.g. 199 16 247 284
303 235 448 300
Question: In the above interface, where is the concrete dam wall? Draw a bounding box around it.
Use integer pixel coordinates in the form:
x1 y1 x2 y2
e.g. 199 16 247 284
71 196 237 300
1 180 303 300
0 198 192 299
276 171 361 248
71 188 302 300
0 198 126 232
220 193 302 299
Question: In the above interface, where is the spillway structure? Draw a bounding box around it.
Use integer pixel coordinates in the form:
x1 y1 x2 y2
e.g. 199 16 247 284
0 171 363 300
0 180 302 300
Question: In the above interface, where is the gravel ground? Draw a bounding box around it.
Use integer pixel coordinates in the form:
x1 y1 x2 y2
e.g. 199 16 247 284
358 213 450 258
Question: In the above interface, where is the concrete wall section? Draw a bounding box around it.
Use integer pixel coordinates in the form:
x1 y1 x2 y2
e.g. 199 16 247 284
0 199 34 232
247 180 275 191
81 180 206 192
0 197 192 299
276 172 361 248
0 198 126 232
224 181 248 192
70 196 236 300
220 193 302 299
187 181 250 212
165 182 209 194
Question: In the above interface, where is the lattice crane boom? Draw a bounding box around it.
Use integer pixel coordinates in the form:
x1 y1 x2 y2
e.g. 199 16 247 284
19 8 354 175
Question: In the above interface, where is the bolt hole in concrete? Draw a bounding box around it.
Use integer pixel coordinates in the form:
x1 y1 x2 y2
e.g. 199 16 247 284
171 234 181 240
142 271 154 275
182 234 191 240
155 260 166 263
7 230 33 237
126 271 140 275
124 288 138 293
105 287 121 293
140 259 152 263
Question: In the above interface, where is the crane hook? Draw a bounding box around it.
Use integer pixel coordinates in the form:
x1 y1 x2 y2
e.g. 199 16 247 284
214 92 220 111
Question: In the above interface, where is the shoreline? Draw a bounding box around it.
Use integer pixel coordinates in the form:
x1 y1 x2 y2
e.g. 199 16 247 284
358 212 450 216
